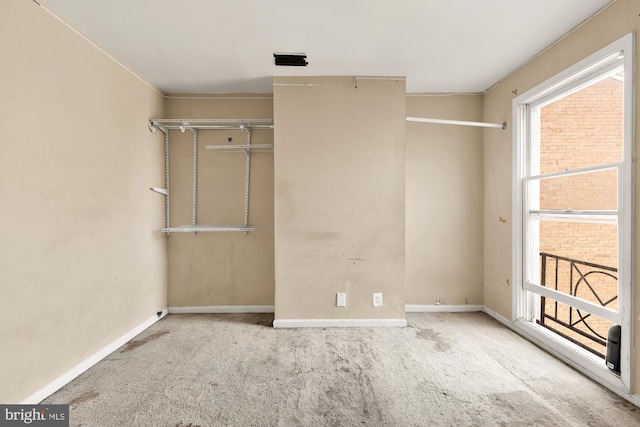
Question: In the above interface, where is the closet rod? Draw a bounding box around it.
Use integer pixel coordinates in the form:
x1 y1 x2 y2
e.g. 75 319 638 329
406 116 507 129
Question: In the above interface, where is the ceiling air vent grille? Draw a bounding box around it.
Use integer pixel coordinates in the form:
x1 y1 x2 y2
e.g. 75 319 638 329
274 53 308 66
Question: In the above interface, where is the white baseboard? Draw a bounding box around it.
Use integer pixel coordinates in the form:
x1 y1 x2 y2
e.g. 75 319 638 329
482 306 512 325
405 304 484 313
272 318 407 328
21 308 168 404
168 305 275 314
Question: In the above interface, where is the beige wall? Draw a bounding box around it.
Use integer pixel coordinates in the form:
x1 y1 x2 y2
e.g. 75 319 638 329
0 0 166 403
483 0 639 395
273 76 406 320
164 97 275 306
405 95 484 306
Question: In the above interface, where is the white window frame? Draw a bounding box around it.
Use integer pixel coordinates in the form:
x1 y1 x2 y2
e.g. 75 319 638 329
512 33 634 394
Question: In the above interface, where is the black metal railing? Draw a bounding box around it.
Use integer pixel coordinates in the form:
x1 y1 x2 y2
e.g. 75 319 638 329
538 252 618 358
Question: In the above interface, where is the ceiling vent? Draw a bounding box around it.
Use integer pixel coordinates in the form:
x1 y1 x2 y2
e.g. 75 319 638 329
274 53 308 66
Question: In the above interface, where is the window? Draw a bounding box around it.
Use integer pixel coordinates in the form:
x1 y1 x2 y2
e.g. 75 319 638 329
513 34 634 392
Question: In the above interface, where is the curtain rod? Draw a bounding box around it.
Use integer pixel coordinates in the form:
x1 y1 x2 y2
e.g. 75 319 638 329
406 116 507 129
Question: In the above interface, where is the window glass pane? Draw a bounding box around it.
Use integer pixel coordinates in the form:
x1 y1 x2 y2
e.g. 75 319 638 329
538 221 617 307
540 221 618 271
538 168 617 211
539 73 623 175
536 296 614 358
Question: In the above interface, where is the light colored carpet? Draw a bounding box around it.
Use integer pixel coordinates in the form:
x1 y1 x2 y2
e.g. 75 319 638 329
44 313 639 426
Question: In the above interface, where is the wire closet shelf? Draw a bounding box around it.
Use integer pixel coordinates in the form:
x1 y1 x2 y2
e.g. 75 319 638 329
148 118 274 235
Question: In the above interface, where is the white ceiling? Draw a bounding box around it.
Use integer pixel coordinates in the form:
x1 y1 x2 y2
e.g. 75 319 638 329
41 0 612 94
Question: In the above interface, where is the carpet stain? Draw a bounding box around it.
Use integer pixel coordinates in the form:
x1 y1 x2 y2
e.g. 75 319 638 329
174 423 202 427
320 341 383 424
614 398 637 412
416 328 451 352
488 392 564 426
554 394 619 426
121 331 169 353
265 355 278 366
255 319 273 327
68 390 99 408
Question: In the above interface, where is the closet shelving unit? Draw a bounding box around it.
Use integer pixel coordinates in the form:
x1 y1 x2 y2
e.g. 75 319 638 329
148 118 274 235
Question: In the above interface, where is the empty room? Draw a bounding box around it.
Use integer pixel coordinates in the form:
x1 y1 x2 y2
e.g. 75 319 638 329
2 0 640 425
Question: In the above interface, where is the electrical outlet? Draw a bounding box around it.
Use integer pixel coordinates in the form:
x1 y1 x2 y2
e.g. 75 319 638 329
336 293 346 307
373 293 383 307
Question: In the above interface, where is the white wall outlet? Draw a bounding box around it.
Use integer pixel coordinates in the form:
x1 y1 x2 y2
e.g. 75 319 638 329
373 293 383 307
336 292 347 307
